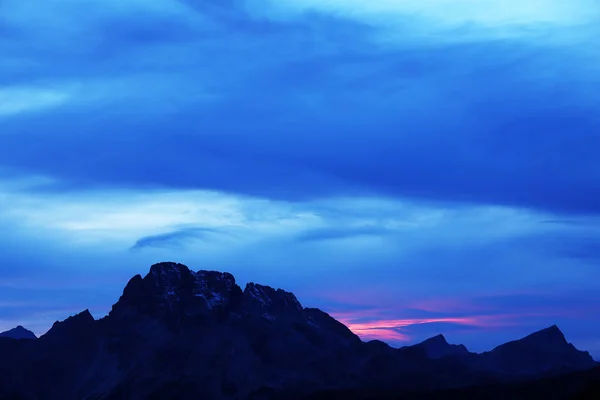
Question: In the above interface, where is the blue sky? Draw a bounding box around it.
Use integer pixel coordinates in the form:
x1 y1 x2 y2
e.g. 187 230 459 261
1 0 599 357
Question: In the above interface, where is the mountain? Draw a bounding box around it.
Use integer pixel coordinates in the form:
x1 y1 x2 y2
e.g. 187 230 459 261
402 334 470 359
475 324 596 377
0 325 37 340
0 262 596 400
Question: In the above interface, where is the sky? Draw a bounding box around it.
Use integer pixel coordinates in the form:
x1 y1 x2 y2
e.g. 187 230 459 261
1 0 599 357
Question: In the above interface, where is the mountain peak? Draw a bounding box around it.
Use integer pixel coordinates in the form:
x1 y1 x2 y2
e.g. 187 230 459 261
62 309 94 324
244 282 303 315
0 261 597 399
149 261 189 278
110 263 241 320
544 324 562 333
43 310 95 340
147 262 194 288
0 325 37 340
423 334 448 345
409 333 469 359
522 324 567 345
486 324 596 374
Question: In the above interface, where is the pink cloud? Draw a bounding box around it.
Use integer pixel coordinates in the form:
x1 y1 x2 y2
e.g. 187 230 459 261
330 311 540 343
349 326 411 342
332 313 481 342
311 288 600 344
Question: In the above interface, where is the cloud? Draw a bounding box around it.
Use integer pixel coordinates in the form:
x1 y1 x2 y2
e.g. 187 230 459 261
323 289 600 351
0 86 70 117
3 176 596 293
264 0 600 30
1 180 599 355
331 314 478 343
1 0 599 215
329 309 543 344
295 226 393 242
1 0 600 358
131 227 222 250
2 28 599 214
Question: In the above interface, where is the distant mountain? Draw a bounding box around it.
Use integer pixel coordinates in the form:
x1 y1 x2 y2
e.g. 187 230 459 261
476 324 596 377
0 325 37 340
0 262 596 400
402 334 470 359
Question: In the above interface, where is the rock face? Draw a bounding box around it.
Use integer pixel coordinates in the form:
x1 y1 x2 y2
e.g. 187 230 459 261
109 262 242 322
0 326 37 340
0 262 596 400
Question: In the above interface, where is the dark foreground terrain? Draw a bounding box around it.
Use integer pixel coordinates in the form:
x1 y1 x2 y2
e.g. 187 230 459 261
0 262 597 400
307 366 600 400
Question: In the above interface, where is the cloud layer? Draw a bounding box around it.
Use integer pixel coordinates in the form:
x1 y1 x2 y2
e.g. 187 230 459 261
1 0 599 357
2 0 600 213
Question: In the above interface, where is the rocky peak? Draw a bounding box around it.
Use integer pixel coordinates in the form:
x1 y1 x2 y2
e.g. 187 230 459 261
485 325 596 374
0 325 37 340
149 261 190 278
43 310 95 340
491 325 569 354
522 325 567 345
423 334 448 346
244 283 302 309
243 283 303 320
192 270 239 309
304 308 362 345
62 309 95 325
111 262 241 319
409 333 469 359
149 261 187 276
147 262 195 293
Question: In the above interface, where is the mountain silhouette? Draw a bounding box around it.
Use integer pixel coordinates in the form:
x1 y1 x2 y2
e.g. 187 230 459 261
0 262 596 400
0 325 37 340
402 334 470 359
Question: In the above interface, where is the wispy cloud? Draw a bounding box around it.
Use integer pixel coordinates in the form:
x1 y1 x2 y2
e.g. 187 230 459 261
131 227 222 250
261 0 600 40
316 287 600 351
295 226 393 242
1 0 599 214
0 86 70 117
331 312 506 343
